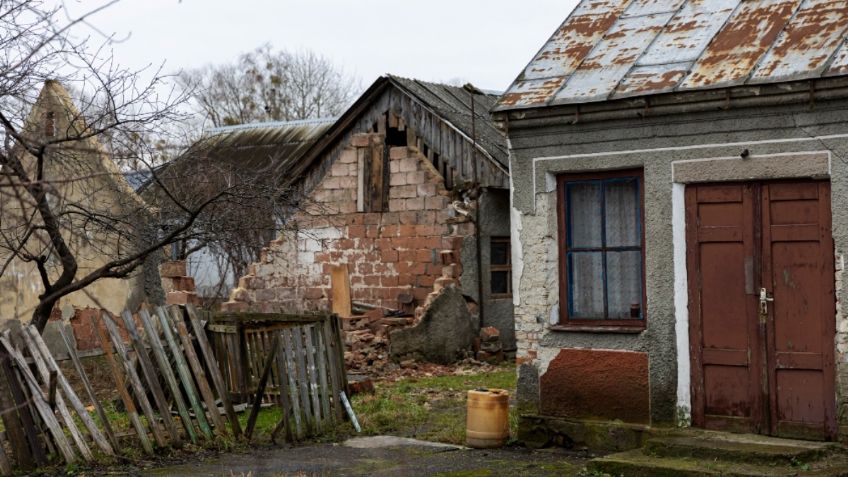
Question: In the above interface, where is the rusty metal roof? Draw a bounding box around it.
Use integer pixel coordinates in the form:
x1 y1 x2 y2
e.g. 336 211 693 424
495 0 848 111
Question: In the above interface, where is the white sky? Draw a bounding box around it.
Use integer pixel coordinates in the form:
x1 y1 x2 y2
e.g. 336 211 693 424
65 0 577 93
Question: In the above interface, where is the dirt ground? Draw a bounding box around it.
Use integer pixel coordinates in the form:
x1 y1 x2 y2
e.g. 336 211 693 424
128 437 594 477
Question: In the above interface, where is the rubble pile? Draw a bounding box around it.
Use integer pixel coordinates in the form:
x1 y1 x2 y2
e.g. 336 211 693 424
342 309 415 373
475 326 504 364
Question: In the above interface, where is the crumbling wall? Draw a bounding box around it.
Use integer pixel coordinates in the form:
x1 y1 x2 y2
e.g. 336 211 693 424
222 133 476 315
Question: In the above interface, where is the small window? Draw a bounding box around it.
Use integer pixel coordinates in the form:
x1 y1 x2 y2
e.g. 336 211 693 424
558 170 645 327
490 237 511 298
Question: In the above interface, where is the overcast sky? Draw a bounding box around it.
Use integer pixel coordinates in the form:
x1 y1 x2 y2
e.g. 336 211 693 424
65 0 577 93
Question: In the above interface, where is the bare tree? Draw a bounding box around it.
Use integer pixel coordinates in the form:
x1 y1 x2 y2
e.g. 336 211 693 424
178 44 359 127
0 0 282 332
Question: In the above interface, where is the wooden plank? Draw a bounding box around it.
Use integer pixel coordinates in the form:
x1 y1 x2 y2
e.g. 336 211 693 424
0 434 12 476
314 324 332 425
155 308 212 440
89 312 153 454
331 315 349 393
322 318 344 420
57 324 120 451
280 328 303 438
168 307 227 435
186 304 242 437
330 265 352 318
17 330 93 461
100 314 167 448
270 332 294 443
303 325 322 429
245 334 278 441
0 344 40 468
0 337 76 463
120 311 181 446
291 326 313 435
25 326 115 456
138 310 198 444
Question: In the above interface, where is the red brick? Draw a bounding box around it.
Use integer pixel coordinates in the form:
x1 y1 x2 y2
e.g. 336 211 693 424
416 249 434 263
390 146 410 159
381 213 400 226
381 275 399 287
382 225 399 237
348 225 366 238
413 287 430 301
362 213 381 225
398 250 417 262
398 211 418 225
366 225 380 238
417 275 436 287
405 198 425 210
381 249 398 262
363 275 380 286
398 225 416 236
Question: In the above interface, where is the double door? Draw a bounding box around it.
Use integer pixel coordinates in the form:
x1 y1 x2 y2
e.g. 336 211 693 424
686 180 836 440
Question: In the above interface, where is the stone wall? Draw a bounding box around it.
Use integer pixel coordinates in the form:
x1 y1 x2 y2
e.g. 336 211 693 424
223 133 476 315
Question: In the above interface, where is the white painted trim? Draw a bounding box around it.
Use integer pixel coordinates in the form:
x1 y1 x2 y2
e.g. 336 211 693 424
672 183 691 426
529 133 848 210
508 138 524 308
671 150 832 181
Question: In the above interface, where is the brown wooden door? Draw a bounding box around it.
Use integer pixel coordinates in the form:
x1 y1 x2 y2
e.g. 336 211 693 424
687 181 836 440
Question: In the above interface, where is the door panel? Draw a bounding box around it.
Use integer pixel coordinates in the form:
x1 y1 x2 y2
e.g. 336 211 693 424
762 182 836 439
687 180 836 440
686 184 762 433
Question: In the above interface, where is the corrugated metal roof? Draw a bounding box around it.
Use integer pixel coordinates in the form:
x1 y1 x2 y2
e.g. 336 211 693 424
496 0 848 110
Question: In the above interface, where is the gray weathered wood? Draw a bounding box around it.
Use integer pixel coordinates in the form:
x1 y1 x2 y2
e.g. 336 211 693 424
291 326 313 434
155 307 212 440
57 323 120 452
168 307 226 434
138 310 198 444
26 326 114 456
17 329 93 461
0 343 41 468
314 324 332 425
120 311 181 446
0 434 12 476
270 332 294 443
280 329 303 438
245 334 278 441
0 337 76 463
303 325 322 428
100 314 167 448
323 317 344 419
186 304 242 437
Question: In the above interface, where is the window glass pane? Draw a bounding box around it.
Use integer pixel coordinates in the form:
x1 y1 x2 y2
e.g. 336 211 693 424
491 271 509 295
607 251 643 319
567 182 602 248
569 252 604 318
605 178 640 247
491 240 510 265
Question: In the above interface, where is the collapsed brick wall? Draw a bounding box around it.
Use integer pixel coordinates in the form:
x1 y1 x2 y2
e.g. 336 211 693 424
222 133 476 320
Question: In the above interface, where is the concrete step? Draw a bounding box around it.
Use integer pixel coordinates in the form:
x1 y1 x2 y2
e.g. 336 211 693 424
589 449 848 477
644 431 838 465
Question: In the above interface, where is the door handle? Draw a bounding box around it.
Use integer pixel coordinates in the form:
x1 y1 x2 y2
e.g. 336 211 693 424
759 288 774 317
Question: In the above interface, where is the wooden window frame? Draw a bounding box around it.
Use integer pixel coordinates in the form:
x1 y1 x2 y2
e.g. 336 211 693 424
555 169 647 331
490 236 512 299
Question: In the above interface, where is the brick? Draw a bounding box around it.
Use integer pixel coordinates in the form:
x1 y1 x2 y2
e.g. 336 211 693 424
390 161 400 173
348 225 366 238
362 213 381 225
398 157 419 172
406 171 428 185
363 275 380 286
381 275 399 287
398 225 416 236
389 174 407 186
425 195 449 210
381 249 398 262
350 134 372 147
330 164 350 177
388 199 405 212
389 184 417 199
405 198 425 210
389 146 410 159
304 287 324 300
398 250 417 262
381 225 399 237
159 260 187 278
339 148 357 164
415 182 436 196
166 291 200 305
339 176 357 189
417 274 436 287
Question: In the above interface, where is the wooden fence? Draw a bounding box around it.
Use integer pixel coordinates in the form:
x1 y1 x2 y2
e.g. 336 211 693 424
206 312 349 441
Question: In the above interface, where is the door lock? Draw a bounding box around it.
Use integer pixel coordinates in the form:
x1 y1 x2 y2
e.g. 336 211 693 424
759 288 774 316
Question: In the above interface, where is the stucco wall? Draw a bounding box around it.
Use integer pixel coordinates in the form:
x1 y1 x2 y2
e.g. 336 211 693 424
506 97 848 430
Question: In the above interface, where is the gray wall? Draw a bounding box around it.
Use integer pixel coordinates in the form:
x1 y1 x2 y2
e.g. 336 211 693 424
480 188 516 350
505 96 848 426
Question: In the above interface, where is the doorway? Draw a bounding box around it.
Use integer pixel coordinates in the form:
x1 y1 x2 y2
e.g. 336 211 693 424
686 180 836 440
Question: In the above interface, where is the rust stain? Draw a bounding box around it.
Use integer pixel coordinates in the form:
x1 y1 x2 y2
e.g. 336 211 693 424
684 0 801 88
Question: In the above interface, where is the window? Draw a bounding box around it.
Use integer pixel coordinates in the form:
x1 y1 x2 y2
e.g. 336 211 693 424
490 237 511 298
558 169 645 328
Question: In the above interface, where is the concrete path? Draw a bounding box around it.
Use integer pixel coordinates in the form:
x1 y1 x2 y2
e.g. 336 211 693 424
136 437 589 477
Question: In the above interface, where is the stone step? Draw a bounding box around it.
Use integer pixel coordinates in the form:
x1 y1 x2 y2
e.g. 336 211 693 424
645 431 838 465
589 449 848 477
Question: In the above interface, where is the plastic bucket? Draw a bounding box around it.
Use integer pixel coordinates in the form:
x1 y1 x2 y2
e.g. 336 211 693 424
466 388 509 448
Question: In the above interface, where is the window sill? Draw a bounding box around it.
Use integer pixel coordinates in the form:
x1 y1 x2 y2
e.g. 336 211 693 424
547 324 645 334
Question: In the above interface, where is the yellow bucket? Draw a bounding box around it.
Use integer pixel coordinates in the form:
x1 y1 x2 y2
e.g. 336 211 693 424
466 388 509 448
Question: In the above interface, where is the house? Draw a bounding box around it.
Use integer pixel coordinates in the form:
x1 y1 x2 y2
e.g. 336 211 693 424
221 75 516 355
493 0 848 446
0 80 162 352
145 118 338 303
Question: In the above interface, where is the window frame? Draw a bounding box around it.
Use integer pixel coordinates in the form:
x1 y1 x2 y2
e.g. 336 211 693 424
555 169 647 331
489 236 512 299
